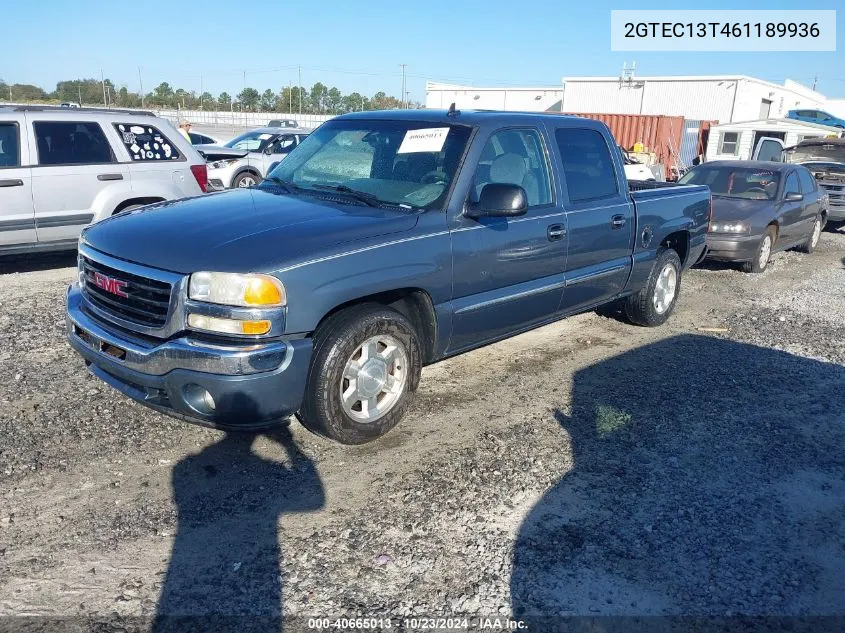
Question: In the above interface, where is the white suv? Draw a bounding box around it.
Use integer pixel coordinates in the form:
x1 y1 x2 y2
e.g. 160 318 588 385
0 105 208 255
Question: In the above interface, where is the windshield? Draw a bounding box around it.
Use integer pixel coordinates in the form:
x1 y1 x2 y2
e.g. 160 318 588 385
263 119 473 210
679 166 781 200
225 131 278 152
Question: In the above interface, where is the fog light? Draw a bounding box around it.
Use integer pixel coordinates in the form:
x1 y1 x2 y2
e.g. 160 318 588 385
187 314 271 335
183 383 216 414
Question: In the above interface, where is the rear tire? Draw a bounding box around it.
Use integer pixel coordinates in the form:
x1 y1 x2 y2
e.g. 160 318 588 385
297 304 422 445
742 226 776 273
797 215 822 254
624 247 682 327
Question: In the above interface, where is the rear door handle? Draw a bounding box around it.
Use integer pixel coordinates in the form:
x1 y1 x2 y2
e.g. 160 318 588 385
97 173 123 181
611 214 627 229
0 179 23 187
547 224 566 241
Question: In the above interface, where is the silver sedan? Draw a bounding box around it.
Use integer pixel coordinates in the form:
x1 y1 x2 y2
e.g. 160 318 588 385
204 127 310 189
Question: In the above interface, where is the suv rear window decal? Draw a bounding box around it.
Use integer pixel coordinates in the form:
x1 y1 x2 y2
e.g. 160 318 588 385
114 124 180 161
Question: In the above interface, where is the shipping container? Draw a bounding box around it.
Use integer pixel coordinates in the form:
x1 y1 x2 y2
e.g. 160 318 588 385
562 113 685 172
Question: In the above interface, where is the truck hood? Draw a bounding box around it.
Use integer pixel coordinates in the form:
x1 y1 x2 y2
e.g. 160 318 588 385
710 196 773 221
785 147 845 165
195 145 249 161
82 189 420 274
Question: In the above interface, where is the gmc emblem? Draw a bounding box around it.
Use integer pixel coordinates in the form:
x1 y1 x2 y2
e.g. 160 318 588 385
93 272 129 298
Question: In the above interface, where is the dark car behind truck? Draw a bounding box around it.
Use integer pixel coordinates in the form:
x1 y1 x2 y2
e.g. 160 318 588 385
680 160 827 273
67 110 710 444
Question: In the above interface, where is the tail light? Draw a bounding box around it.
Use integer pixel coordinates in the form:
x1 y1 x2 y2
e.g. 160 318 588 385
190 164 208 193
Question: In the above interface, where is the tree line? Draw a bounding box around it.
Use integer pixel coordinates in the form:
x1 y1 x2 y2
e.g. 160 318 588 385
0 77 419 113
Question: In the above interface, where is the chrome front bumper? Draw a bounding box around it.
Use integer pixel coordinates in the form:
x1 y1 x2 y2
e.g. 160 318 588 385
66 284 313 429
66 284 288 376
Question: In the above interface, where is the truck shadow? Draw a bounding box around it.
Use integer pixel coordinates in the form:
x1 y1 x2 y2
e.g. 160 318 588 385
511 335 845 626
0 250 78 274
153 416 325 632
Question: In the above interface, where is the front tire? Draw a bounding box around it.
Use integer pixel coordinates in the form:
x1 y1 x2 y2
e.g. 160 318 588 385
298 305 422 445
624 247 682 327
742 226 776 273
232 172 260 188
797 215 822 254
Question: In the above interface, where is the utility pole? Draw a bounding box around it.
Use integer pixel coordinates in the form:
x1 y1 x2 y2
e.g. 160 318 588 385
101 69 107 106
400 64 407 108
298 65 302 115
138 67 145 108
200 75 204 109
405 91 411 108
77 84 82 106
289 80 292 113
812 75 818 91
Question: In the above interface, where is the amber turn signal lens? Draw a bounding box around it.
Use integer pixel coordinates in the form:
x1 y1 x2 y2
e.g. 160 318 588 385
240 320 272 335
244 277 284 306
187 314 271 335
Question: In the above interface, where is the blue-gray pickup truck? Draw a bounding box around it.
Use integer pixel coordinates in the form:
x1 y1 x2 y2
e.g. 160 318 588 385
66 109 711 444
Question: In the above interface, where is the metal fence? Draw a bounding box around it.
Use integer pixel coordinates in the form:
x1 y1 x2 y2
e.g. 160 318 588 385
158 109 334 130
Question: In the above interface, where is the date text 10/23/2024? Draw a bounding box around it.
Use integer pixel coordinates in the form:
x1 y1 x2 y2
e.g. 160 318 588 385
307 617 528 630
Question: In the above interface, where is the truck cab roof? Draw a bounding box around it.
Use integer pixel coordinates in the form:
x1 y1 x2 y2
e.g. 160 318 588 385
335 108 596 129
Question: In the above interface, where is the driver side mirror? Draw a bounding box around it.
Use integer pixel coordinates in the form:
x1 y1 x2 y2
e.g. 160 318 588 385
264 145 275 155
784 191 803 202
465 183 528 219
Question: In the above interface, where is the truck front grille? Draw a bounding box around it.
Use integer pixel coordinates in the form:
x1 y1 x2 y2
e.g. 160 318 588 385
81 256 172 328
819 181 845 208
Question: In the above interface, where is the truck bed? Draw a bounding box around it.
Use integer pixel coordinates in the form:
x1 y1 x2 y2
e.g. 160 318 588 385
628 180 683 192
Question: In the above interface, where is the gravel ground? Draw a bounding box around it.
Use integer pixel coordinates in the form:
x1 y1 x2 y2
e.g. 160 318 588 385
0 229 844 632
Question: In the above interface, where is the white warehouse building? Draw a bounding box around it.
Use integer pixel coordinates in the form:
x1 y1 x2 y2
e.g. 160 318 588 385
426 75 837 124
560 75 827 123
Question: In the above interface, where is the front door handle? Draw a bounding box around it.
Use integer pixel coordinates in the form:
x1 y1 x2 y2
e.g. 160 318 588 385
97 173 123 181
611 214 627 229
0 179 23 187
547 224 566 241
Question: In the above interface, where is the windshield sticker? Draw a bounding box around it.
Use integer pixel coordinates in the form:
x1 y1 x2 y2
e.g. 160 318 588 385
397 128 450 154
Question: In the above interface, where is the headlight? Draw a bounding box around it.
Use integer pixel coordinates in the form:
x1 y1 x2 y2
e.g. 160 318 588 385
189 272 286 307
208 159 239 169
709 222 750 234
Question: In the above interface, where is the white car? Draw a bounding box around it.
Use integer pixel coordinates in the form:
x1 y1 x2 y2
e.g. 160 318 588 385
0 105 208 255
204 126 310 189
188 131 222 145
620 147 656 181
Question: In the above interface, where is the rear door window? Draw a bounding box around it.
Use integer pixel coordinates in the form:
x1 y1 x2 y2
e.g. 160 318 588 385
33 121 114 166
113 123 181 161
0 122 20 167
554 128 619 202
797 168 817 194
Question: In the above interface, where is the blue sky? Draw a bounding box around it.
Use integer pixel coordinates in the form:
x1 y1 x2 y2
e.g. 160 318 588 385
3 0 844 101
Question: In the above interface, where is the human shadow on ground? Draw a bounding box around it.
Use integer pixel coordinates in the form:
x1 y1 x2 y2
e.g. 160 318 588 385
153 422 325 632
511 334 845 632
